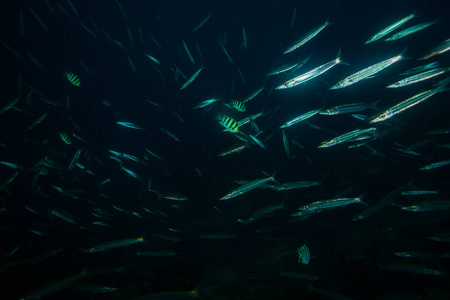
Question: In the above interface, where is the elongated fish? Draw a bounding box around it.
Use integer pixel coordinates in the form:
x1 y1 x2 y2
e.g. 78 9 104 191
329 50 405 89
279 109 321 128
387 67 449 88
301 195 366 210
385 20 437 41
370 85 449 123
283 19 331 54
419 38 450 60
276 50 343 89
318 127 377 148
220 172 277 200
180 67 203 90
365 13 415 44
83 236 145 253
320 101 378 115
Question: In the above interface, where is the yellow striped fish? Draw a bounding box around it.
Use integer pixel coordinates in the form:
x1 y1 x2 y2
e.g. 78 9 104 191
231 100 246 112
65 72 81 87
217 114 239 132
60 133 72 145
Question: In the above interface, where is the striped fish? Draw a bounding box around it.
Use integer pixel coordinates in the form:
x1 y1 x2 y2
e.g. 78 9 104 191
59 133 72 145
231 100 246 112
65 72 80 87
298 244 310 264
217 114 239 132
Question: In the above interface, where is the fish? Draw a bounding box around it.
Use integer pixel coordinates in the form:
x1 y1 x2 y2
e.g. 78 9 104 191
320 101 378 115
385 20 437 41
192 98 219 109
318 128 377 148
419 38 450 60
67 149 81 171
242 27 248 50
282 130 290 159
59 133 72 145
122 167 142 180
65 72 81 87
249 134 268 150
329 50 405 89
180 67 203 90
297 244 310 264
267 63 298 76
276 50 343 89
0 97 20 114
221 43 234 64
192 13 212 32
364 13 415 44
401 201 450 212
237 203 285 224
182 40 195 65
274 181 320 191
116 121 145 130
279 109 321 128
220 172 277 200
83 236 145 253
386 67 449 88
301 194 366 210
144 52 161 65
231 100 246 112
370 85 449 123
419 159 450 170
218 143 249 156
242 88 264 103
283 19 332 54
217 113 239 133
400 62 441 76
145 147 165 161
20 267 87 299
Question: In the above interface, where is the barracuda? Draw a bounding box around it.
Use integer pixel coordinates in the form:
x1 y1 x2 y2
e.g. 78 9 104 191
276 50 343 89
330 51 405 89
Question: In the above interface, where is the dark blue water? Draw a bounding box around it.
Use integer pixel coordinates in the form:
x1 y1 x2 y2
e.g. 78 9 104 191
1 0 449 299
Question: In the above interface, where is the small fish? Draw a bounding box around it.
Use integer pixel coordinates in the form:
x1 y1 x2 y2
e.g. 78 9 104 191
65 72 80 86
419 38 450 60
365 13 415 44
218 143 249 156
192 98 219 109
370 85 448 123
217 113 239 133
301 195 366 210
401 201 450 212
386 67 449 88
59 133 72 145
83 236 145 253
180 67 203 90
284 19 332 54
231 100 246 112
320 101 378 115
144 52 161 65
319 128 378 148
385 20 437 41
249 134 268 150
220 172 277 200
298 244 311 264
419 159 450 170
279 109 320 128
192 13 212 32
277 50 343 89
330 50 405 89
116 121 145 130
